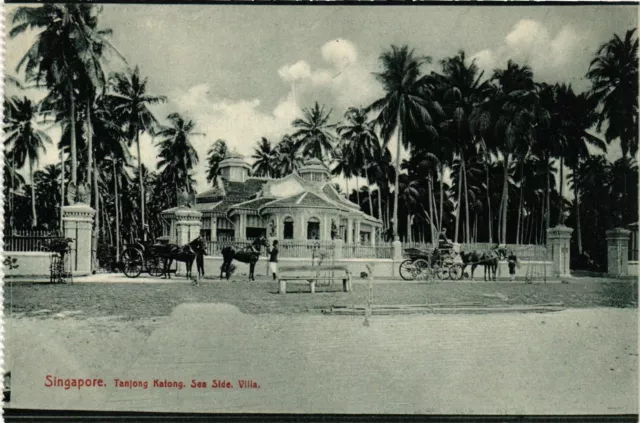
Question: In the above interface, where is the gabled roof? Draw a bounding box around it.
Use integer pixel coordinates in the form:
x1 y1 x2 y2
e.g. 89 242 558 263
228 197 277 215
321 183 360 211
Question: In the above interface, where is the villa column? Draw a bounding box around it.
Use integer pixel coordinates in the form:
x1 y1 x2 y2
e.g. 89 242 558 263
355 220 361 244
211 215 217 241
371 226 376 246
347 218 353 244
299 214 306 241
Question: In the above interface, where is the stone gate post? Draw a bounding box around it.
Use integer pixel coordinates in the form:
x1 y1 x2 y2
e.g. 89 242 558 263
606 228 631 277
62 203 95 276
546 225 573 278
174 207 203 276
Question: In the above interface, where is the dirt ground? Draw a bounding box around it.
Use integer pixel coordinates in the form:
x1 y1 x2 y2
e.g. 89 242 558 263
3 302 638 414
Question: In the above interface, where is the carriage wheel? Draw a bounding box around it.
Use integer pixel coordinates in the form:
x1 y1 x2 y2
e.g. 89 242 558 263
399 259 416 281
147 257 164 277
413 259 431 281
449 264 464 281
438 267 450 280
122 248 143 278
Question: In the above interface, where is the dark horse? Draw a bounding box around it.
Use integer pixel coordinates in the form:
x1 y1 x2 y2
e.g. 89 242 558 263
155 237 207 280
220 236 269 281
459 244 507 281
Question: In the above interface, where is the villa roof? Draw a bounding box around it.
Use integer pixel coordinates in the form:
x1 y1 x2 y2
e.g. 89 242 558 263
197 177 267 202
228 197 276 214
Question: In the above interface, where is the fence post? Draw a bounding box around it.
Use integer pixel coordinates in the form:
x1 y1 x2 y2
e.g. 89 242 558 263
333 238 344 263
606 228 631 277
62 203 95 276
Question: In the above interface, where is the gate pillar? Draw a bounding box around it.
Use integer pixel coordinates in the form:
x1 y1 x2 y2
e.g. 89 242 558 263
62 203 95 276
546 225 573 278
173 207 203 276
606 228 631 277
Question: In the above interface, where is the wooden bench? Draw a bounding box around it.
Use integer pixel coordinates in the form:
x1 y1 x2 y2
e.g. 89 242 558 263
277 265 352 294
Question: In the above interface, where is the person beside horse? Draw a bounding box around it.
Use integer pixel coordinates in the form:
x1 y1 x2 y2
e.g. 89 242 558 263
458 244 508 281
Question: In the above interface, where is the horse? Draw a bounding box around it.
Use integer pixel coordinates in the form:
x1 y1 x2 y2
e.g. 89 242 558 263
220 236 270 281
459 244 508 281
155 237 207 281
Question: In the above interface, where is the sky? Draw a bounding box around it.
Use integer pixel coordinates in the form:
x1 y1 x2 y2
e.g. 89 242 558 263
3 3 638 196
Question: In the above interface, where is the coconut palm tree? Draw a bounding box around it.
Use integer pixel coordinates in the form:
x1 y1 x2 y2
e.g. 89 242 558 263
368 45 442 241
34 164 62 230
331 142 355 199
274 135 303 177
292 102 336 160
10 4 117 187
156 113 203 197
108 66 166 238
587 28 638 157
251 137 276 178
337 107 380 216
4 96 51 228
433 50 492 243
206 139 228 183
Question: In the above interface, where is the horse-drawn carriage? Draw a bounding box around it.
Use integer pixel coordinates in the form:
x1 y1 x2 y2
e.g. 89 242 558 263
399 246 464 281
121 239 166 278
121 237 206 279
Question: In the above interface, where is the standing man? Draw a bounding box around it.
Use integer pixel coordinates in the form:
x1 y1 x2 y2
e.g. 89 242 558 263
269 240 279 281
508 250 518 281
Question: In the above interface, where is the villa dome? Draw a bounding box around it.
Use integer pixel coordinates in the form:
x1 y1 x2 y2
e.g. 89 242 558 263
299 158 330 182
219 151 251 182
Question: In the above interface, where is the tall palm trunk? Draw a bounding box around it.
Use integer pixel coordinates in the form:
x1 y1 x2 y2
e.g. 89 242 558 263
454 156 463 243
136 130 146 240
60 150 65 230
558 156 564 225
69 82 78 187
113 160 121 262
345 178 349 201
574 162 582 254
516 162 524 244
428 175 435 243
365 167 373 216
87 99 93 198
355 175 361 207
462 152 470 244
93 159 99 270
406 213 411 243
29 160 37 228
545 153 550 237
499 153 510 244
439 160 444 234
485 157 493 244
377 185 383 223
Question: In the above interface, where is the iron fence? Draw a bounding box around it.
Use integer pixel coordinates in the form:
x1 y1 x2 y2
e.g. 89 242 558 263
3 230 63 252
343 243 393 259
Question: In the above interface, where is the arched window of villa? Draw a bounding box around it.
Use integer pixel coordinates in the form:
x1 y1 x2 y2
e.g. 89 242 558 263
307 217 320 240
283 216 294 240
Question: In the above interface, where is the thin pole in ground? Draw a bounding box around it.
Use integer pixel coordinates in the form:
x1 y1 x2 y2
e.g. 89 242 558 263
364 264 373 327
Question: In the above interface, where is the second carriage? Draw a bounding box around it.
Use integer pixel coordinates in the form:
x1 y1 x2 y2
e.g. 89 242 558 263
399 247 464 281
121 239 166 278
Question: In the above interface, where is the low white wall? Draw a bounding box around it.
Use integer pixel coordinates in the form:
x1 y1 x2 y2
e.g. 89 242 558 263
3 252 54 277
201 256 553 280
629 261 638 277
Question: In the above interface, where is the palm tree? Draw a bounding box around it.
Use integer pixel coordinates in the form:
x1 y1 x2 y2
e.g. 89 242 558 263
587 28 638 158
156 113 203 197
11 4 117 188
108 66 166 238
251 137 276 178
331 143 355 198
4 96 51 228
337 107 380 216
206 139 228 183
433 50 492 243
274 135 303 177
34 164 62 230
368 45 441 241
292 102 336 160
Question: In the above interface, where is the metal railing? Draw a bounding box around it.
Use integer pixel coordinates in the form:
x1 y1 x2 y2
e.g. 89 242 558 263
343 243 393 259
3 230 63 252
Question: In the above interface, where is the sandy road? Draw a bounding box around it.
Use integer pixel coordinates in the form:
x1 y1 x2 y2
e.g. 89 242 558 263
3 305 637 414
